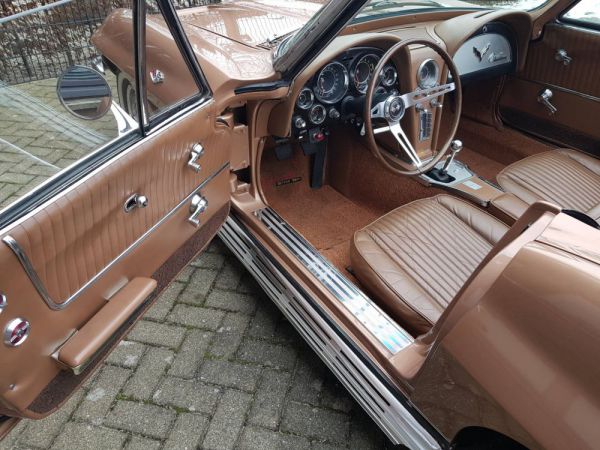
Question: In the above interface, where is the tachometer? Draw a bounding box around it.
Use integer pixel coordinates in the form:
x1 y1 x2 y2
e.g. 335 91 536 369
352 54 379 94
314 62 349 104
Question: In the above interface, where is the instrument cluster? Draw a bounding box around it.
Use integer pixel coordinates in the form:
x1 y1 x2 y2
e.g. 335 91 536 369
292 47 399 138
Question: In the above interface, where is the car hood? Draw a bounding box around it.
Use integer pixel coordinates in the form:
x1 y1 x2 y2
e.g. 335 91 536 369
177 0 323 48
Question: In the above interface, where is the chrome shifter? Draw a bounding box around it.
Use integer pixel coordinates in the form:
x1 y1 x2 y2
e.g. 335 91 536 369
442 139 463 173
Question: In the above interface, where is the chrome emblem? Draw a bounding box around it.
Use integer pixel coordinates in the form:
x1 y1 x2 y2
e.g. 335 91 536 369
473 42 491 62
150 69 164 84
4 318 30 347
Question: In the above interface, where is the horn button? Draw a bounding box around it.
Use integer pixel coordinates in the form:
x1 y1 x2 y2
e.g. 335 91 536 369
384 96 405 122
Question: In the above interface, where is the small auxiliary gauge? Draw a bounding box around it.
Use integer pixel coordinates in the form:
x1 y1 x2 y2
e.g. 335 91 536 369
309 104 327 125
296 87 314 110
417 59 439 89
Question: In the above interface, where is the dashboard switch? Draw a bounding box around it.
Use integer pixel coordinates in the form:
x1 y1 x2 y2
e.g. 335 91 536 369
293 116 307 129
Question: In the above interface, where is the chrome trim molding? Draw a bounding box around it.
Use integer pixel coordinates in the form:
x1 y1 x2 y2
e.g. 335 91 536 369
218 215 441 449
3 163 229 311
254 207 412 354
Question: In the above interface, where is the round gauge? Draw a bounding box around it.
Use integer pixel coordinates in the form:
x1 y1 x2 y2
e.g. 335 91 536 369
296 87 314 110
314 62 349 104
309 104 326 125
379 64 397 87
417 59 439 89
352 54 379 94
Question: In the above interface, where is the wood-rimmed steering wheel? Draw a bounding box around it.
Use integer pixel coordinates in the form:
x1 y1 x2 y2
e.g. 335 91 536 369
364 38 462 176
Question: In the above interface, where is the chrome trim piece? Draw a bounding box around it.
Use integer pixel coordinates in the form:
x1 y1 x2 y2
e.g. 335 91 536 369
188 194 208 227
417 59 439 89
4 318 30 347
187 143 204 173
0 293 6 313
2 163 229 311
218 216 441 449
254 208 412 354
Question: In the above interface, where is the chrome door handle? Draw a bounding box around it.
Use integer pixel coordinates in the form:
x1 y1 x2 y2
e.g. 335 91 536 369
187 143 204 173
124 193 148 213
555 49 572 66
537 89 557 115
188 194 208 227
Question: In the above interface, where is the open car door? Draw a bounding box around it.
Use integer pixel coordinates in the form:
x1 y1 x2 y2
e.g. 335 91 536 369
0 0 230 425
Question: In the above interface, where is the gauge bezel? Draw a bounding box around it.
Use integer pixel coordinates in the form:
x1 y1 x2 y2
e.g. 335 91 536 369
379 64 398 87
352 53 380 94
314 61 349 105
296 87 314 110
309 104 327 125
417 59 439 89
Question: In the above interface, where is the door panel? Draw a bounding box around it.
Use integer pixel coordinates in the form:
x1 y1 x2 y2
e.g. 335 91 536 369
500 23 600 154
0 103 231 417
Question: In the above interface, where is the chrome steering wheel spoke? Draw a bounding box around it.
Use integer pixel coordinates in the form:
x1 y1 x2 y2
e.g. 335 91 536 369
370 100 387 119
400 82 455 109
388 121 422 168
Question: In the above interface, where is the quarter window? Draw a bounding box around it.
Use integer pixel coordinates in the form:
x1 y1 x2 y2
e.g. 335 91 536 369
563 0 600 28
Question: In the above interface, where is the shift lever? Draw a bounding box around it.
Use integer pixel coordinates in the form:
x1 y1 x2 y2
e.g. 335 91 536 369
442 139 463 173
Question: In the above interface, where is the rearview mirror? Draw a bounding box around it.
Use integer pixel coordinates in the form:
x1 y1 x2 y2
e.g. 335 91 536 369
57 65 112 120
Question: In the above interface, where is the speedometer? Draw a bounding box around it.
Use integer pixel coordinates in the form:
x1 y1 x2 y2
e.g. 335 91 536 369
352 54 379 94
314 62 349 104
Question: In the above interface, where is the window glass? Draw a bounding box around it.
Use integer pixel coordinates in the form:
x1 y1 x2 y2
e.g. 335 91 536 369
145 0 200 119
0 0 138 210
563 0 600 26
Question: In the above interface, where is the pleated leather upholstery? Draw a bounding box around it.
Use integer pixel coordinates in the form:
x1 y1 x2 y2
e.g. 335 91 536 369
350 195 508 335
497 149 600 223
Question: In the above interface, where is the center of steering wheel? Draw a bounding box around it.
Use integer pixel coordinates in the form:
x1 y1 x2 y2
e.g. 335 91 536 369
384 96 405 122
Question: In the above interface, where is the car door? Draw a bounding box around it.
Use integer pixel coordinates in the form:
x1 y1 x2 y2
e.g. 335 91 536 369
0 0 230 422
499 0 600 156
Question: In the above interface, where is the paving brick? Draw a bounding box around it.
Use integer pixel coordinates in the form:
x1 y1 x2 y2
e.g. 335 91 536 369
50 422 127 450
190 251 225 270
206 238 227 253
247 302 280 340
200 360 261 392
167 304 225 330
20 390 83 448
320 380 354 414
122 347 174 400
288 353 328 406
214 258 245 290
168 329 213 378
238 426 311 450
105 340 146 369
281 402 349 445
237 272 262 295
248 369 291 429
237 338 297 370
104 401 176 439
163 413 209 450
205 290 257 314
179 268 218 305
144 282 184 321
125 435 162 450
207 313 250 359
202 390 252 450
349 409 387 450
74 365 130 424
175 265 195 282
127 320 185 349
153 377 220 414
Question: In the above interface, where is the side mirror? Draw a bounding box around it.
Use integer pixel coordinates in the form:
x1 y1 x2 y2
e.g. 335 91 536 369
57 65 112 120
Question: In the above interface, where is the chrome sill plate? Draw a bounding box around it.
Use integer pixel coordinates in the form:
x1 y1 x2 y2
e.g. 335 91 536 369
254 207 412 355
218 216 441 449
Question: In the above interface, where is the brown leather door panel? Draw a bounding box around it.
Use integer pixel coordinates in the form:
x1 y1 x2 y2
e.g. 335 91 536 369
0 102 231 418
500 23 600 153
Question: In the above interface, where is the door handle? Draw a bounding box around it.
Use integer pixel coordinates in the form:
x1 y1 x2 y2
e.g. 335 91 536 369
188 194 208 227
555 49 572 66
123 193 148 213
187 143 204 173
537 89 557 115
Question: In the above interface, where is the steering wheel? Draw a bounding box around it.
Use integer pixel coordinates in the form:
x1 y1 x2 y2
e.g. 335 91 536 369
364 38 462 176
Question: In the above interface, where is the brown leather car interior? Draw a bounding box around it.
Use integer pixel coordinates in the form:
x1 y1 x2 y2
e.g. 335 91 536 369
498 148 600 222
350 194 509 335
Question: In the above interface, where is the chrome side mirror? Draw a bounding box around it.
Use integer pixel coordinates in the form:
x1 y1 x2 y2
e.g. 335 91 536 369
57 65 112 120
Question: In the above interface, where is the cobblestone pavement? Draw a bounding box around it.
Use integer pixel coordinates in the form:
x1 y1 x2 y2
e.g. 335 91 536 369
1 238 392 450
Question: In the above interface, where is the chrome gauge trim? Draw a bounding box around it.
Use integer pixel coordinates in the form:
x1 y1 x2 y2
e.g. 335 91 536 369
254 207 412 354
314 61 349 105
218 215 441 449
309 104 327 125
417 59 439 89
380 64 398 87
296 87 315 110
352 53 380 94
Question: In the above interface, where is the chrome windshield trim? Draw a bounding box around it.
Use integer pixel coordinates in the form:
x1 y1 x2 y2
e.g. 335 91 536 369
254 207 413 354
3 163 229 311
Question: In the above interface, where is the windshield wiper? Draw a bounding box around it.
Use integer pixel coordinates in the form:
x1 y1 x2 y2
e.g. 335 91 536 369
259 29 299 50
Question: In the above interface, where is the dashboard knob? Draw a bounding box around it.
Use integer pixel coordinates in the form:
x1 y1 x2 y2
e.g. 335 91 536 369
293 116 306 129
329 108 340 120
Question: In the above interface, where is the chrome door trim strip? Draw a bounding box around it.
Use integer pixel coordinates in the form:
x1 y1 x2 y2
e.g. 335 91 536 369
218 215 442 449
2 163 229 311
254 207 412 354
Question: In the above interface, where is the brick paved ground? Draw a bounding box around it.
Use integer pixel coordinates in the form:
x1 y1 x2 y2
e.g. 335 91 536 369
1 238 392 450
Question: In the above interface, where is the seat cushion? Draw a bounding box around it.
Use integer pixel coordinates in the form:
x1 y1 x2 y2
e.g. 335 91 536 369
350 195 509 335
497 149 600 222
